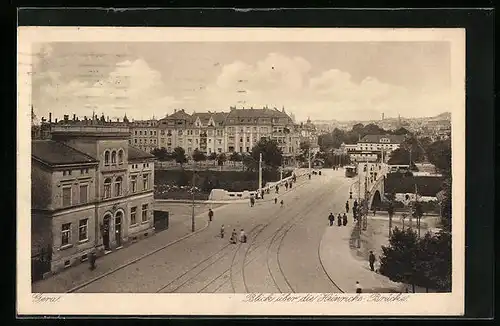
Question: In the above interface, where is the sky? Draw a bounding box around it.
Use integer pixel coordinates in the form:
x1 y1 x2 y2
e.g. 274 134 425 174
31 41 452 122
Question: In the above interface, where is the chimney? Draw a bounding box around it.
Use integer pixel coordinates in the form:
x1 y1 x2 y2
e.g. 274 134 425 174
84 116 87 121
49 112 52 122
73 114 76 121
55 118 58 123
64 115 69 122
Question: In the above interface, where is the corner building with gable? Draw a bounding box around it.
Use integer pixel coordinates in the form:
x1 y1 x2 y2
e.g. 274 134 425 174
31 122 155 281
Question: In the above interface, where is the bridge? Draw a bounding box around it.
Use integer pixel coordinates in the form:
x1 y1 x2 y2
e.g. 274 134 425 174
351 162 388 210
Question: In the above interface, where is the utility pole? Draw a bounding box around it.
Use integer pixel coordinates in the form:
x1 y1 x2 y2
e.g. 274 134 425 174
308 147 312 174
258 152 263 196
280 158 283 181
415 183 421 238
191 163 196 232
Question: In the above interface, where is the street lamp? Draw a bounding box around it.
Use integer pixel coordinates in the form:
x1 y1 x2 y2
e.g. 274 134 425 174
191 162 196 232
258 152 263 197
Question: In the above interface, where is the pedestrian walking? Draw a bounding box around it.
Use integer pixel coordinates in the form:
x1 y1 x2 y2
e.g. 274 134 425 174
89 251 97 270
373 207 377 216
240 229 247 243
208 208 214 222
337 214 342 227
369 251 376 271
230 229 237 244
342 213 348 226
285 182 289 190
289 182 292 189
353 199 358 211
250 196 255 207
275 185 279 194
345 201 349 213
261 190 264 199
220 225 225 239
328 213 335 226
280 199 284 207
356 281 362 293
274 197 278 204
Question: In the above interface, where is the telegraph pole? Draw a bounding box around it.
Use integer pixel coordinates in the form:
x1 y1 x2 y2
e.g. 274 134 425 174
308 147 312 174
258 152 263 196
191 162 196 232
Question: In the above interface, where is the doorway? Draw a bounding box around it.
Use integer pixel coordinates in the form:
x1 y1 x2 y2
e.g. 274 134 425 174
115 212 122 248
102 215 111 251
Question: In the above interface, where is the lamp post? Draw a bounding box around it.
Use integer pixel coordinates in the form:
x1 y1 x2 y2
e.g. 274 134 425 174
308 147 312 174
258 152 262 196
191 162 196 233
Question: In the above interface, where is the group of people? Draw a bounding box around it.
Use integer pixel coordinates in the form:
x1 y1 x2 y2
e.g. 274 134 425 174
328 212 348 227
219 226 246 244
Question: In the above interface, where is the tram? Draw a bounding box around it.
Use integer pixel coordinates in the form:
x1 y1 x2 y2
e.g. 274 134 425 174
345 165 357 178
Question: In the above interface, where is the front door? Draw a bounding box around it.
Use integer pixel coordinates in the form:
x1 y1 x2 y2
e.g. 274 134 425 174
103 216 110 250
115 215 122 248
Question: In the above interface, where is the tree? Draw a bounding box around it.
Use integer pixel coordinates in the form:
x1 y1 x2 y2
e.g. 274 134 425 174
229 151 242 162
251 138 283 168
393 127 411 135
208 152 217 160
415 231 451 292
172 146 187 166
426 139 451 175
439 178 452 232
217 153 227 166
298 141 311 162
192 149 206 162
387 148 411 165
379 227 420 292
242 153 258 172
151 147 169 161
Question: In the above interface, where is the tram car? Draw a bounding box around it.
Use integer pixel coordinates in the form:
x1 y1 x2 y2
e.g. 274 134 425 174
345 165 357 178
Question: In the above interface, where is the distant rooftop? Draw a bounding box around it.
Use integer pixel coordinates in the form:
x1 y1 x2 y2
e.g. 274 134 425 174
32 140 98 166
359 134 405 144
128 146 155 161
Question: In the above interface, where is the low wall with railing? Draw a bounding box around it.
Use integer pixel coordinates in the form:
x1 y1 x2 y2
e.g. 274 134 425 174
208 168 310 201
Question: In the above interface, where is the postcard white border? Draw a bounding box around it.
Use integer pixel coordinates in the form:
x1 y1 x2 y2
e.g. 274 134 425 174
17 27 465 316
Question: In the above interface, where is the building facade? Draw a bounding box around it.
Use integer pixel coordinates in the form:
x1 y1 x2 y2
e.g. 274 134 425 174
341 134 404 163
37 107 319 163
31 122 155 280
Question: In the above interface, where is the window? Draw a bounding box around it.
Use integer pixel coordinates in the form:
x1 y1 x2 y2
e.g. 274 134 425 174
104 178 112 198
143 174 149 190
115 176 123 196
79 184 88 204
131 175 137 193
61 223 71 246
134 139 138 144
118 150 124 164
141 204 148 222
104 151 110 165
62 187 72 207
79 219 88 241
135 131 138 135
130 207 137 225
111 151 117 164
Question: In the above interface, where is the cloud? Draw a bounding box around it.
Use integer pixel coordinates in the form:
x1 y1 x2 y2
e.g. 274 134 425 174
33 59 179 120
198 53 451 121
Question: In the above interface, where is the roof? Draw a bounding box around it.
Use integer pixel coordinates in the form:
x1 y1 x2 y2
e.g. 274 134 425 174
224 108 292 125
359 134 405 144
164 109 193 121
32 140 98 166
192 111 228 125
128 146 155 161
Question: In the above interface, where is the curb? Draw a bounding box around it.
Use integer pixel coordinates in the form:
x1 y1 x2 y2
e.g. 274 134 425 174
66 219 211 293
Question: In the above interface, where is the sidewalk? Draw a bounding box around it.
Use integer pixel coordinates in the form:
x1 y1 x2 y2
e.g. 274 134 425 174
32 204 225 293
319 223 404 293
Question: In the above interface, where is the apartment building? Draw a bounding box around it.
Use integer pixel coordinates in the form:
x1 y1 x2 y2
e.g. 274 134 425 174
31 122 155 281
129 118 159 153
